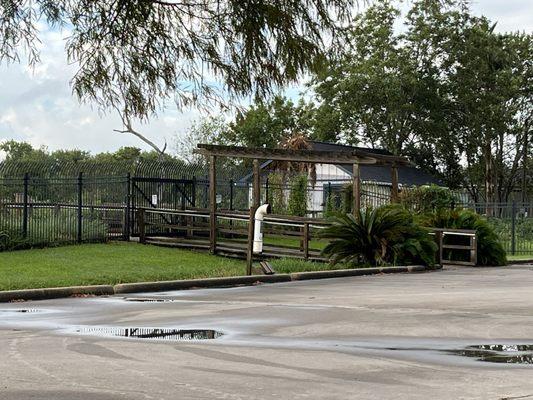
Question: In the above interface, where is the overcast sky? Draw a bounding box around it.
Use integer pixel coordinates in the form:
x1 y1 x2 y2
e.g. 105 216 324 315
0 0 531 158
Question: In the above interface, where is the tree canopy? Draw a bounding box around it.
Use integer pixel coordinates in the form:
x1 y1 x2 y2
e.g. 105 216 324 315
0 0 355 119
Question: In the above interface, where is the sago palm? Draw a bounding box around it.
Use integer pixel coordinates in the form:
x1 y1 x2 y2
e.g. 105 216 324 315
320 206 436 267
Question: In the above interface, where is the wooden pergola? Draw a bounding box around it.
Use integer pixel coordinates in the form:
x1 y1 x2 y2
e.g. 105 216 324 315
194 144 410 273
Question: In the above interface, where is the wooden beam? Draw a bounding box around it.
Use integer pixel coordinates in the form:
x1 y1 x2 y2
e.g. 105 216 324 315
195 144 410 166
353 162 361 215
246 159 261 275
209 155 217 254
391 165 399 203
252 158 261 208
246 206 255 276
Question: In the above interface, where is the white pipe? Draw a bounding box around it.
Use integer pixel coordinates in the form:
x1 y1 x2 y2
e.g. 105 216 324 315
253 204 271 253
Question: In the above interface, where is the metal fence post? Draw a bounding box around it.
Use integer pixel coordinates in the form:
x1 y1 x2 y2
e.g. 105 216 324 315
77 172 83 243
124 173 131 241
229 179 234 211
511 201 516 255
22 173 29 239
191 177 197 208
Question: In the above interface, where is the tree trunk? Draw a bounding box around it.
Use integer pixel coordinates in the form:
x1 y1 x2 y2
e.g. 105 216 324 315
484 139 494 216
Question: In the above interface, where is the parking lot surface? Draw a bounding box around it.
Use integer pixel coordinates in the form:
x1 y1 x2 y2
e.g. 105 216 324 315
1 265 533 400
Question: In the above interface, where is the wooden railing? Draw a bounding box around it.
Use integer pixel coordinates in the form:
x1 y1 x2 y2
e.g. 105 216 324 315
136 207 329 261
430 228 477 266
136 208 479 267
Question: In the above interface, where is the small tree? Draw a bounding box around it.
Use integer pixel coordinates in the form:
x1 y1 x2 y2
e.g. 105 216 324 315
287 175 309 217
267 172 286 214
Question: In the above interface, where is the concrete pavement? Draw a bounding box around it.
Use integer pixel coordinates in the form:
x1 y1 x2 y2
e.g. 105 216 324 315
1 265 533 399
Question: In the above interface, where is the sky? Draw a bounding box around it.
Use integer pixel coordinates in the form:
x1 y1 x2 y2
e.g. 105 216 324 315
0 0 531 159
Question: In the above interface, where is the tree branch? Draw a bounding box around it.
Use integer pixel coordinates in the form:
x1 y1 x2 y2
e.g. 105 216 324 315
113 115 167 157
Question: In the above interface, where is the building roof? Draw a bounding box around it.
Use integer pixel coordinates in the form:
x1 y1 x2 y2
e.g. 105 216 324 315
237 141 443 187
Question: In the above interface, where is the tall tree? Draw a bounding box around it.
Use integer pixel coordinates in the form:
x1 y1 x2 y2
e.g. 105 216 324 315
312 0 532 200
222 95 316 148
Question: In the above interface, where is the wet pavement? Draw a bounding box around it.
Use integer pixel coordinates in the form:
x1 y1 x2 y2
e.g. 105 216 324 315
1 265 533 399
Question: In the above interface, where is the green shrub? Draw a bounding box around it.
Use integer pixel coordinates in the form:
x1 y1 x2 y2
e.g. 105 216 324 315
324 184 352 218
287 174 308 217
0 229 28 251
517 218 533 241
320 205 437 267
267 172 286 214
400 185 456 213
0 211 109 251
420 208 507 266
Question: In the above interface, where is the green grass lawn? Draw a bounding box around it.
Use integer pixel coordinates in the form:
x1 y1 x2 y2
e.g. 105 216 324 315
507 254 533 261
0 242 332 291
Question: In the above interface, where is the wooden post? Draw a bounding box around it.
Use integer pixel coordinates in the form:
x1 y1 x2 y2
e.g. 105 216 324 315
438 231 443 265
471 235 477 266
246 159 261 275
352 163 361 215
246 207 255 276
209 155 217 254
391 165 399 203
303 222 309 260
253 159 261 209
138 208 146 244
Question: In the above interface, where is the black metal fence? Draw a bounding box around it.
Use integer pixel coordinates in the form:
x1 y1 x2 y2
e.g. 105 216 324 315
0 173 130 249
1 160 532 256
459 202 533 256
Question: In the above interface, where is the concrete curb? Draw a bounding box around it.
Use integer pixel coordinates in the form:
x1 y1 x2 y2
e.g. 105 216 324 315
113 274 292 294
0 265 440 302
508 259 533 265
289 265 435 281
0 285 114 303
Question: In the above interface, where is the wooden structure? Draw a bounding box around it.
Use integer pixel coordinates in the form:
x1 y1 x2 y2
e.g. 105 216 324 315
432 228 477 266
194 144 410 274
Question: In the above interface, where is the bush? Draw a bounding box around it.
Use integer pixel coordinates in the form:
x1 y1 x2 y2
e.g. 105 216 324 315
267 172 286 214
287 174 308 217
320 205 437 267
420 208 507 266
517 218 533 241
324 183 352 218
400 185 456 213
0 211 109 251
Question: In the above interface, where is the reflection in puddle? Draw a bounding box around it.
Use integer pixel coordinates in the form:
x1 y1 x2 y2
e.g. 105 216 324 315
75 327 223 341
123 298 174 303
448 344 533 364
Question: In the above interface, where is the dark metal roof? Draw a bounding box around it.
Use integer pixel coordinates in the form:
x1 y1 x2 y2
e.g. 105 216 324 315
309 140 393 156
237 141 442 186
336 164 442 186
195 143 410 165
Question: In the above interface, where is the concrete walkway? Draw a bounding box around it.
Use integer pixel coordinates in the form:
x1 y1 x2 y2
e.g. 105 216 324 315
1 265 532 399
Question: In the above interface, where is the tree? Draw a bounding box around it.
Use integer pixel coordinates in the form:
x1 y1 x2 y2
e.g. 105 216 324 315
222 95 316 148
175 116 227 163
313 1 460 184
0 140 48 161
0 0 355 121
312 0 532 201
50 149 91 163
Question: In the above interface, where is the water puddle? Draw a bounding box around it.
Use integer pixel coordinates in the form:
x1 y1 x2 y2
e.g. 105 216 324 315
123 298 175 303
0 309 41 314
447 344 533 364
75 327 223 341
